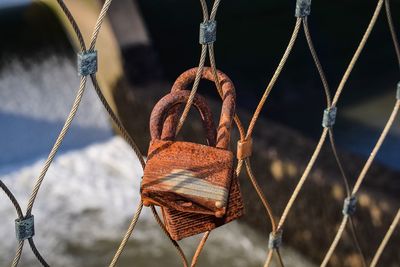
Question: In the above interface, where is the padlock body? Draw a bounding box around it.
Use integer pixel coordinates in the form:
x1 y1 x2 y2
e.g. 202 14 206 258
162 173 244 240
141 139 234 217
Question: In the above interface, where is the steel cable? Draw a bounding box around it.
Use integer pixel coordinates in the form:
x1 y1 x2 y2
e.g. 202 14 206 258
304 16 367 267
320 1 400 265
54 1 190 266
369 209 400 267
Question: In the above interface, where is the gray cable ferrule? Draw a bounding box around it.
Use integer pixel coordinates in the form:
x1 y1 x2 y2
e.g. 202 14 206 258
396 81 400 100
268 230 283 249
342 196 357 216
77 50 98 76
322 107 337 128
199 20 217 45
15 215 35 241
295 0 312 17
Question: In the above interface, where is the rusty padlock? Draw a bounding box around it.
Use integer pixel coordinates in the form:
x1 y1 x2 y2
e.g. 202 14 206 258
141 67 245 240
161 68 244 240
142 87 232 216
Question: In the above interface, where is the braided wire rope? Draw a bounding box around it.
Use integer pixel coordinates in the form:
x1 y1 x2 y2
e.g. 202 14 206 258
0 0 399 266
236 18 303 267
366 1 400 265
320 0 400 265
54 1 190 266
6 1 116 265
369 209 400 267
243 1 386 266
303 17 368 267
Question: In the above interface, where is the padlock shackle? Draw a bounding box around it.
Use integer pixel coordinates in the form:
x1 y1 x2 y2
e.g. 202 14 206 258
171 67 235 149
149 90 217 147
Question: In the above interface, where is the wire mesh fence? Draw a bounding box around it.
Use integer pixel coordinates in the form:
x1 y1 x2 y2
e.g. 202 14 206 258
0 0 399 266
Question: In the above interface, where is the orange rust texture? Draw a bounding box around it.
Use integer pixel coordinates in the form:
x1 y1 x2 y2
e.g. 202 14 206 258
141 68 244 240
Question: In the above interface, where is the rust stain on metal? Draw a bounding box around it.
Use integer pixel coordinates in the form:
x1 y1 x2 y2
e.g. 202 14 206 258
141 68 244 240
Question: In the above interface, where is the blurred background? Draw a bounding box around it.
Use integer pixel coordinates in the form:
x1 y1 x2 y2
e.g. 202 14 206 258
0 0 399 266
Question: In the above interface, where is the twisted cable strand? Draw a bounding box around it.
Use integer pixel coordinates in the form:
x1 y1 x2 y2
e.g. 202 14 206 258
369 209 400 267
173 2 225 262
209 25 279 267
385 0 400 67
245 158 277 232
25 76 87 216
321 100 399 266
352 101 400 195
275 249 285 267
303 18 331 106
28 238 49 267
243 17 302 267
11 242 24 267
321 216 349 267
151 206 189 267
277 128 328 230
54 3 164 266
246 18 302 138
109 202 143 267
190 231 210 267
368 3 400 266
22 1 151 267
175 0 222 134
1 179 49 267
331 0 384 106
90 76 145 168
321 1 397 264
304 15 367 267
0 180 23 218
348 217 367 267
56 0 86 51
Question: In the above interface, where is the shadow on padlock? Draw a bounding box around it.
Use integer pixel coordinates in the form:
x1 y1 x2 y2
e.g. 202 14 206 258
141 67 244 240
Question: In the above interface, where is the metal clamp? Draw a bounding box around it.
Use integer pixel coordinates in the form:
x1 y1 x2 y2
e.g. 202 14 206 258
77 50 98 76
237 138 253 160
322 107 337 128
396 81 400 100
268 230 283 249
295 0 312 17
199 20 217 44
342 196 357 216
15 215 35 241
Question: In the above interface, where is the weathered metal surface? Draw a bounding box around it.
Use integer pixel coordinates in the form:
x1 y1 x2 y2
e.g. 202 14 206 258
118 80 400 264
77 50 98 76
15 215 34 241
199 20 217 44
322 107 337 128
142 90 234 216
295 0 312 17
268 230 283 249
342 196 357 216
171 67 236 149
149 91 216 145
237 138 253 160
141 68 244 240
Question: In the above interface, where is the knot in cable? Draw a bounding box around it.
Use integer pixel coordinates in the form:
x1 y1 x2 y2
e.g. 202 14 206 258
77 50 98 76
